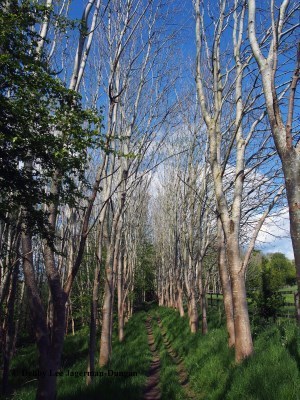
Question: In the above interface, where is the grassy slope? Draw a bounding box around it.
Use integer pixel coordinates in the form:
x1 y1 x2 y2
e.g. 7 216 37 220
157 306 300 400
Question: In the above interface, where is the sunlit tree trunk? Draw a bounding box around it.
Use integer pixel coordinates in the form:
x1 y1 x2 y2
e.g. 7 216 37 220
217 220 235 347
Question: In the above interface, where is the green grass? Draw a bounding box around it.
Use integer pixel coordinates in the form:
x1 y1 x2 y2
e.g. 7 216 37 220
156 307 233 400
227 324 300 400
279 285 297 292
279 286 297 305
3 311 151 400
149 312 186 400
157 306 300 400
3 305 300 400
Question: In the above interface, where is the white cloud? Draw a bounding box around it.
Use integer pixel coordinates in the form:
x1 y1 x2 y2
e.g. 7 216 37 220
256 207 294 260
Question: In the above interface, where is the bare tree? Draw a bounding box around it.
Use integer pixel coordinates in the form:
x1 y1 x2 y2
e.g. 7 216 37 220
248 0 300 322
95 0 181 367
194 0 284 361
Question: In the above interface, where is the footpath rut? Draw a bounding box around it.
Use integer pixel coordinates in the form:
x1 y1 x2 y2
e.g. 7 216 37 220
157 316 196 400
143 314 196 399
143 316 161 400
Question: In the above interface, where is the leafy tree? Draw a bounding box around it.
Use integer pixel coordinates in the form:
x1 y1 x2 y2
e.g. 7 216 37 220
249 254 294 321
267 253 296 287
134 242 156 305
256 257 285 320
0 3 103 398
0 1 101 235
246 250 263 292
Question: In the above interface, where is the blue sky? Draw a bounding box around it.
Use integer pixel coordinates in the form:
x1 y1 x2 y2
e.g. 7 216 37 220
65 0 295 260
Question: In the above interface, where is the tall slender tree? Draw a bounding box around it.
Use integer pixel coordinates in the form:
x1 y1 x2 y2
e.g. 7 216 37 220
248 0 300 322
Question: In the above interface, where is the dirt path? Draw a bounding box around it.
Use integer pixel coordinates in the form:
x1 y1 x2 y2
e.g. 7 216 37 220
143 316 161 400
157 316 196 399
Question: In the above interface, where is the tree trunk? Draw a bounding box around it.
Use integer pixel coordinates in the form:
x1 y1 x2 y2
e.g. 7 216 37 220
2 261 19 395
105 221 122 362
99 209 123 367
231 272 253 361
86 265 100 384
22 226 67 400
36 355 58 400
36 293 66 399
217 222 235 347
227 239 253 362
65 302 69 336
283 154 300 322
118 303 124 342
99 266 113 367
201 290 208 335
177 286 184 317
198 263 208 335
46 294 54 340
189 289 199 333
118 250 125 342
12 281 24 355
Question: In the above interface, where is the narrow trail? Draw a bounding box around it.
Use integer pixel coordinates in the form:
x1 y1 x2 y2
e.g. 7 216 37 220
157 316 196 400
143 316 161 400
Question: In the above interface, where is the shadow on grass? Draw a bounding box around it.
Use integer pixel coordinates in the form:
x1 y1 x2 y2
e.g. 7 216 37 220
58 311 151 400
2 311 151 400
4 306 300 400
287 335 300 370
155 306 300 400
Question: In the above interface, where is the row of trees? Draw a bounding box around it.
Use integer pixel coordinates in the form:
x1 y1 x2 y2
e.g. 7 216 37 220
1 1 179 398
153 0 299 363
0 0 299 399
